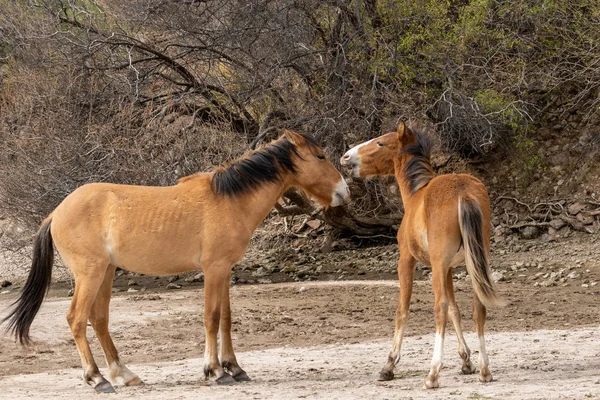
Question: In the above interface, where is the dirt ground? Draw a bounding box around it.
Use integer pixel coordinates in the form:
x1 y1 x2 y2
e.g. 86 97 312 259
1 232 600 399
0 276 599 399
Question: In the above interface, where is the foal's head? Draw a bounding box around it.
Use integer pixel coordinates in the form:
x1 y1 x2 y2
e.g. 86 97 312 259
284 130 350 207
340 121 421 178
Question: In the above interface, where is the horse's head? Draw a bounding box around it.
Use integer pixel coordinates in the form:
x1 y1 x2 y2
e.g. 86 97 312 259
284 130 350 207
340 121 416 177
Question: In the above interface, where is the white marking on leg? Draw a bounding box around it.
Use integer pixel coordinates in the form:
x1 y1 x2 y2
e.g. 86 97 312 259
431 332 444 371
478 335 489 369
109 361 138 384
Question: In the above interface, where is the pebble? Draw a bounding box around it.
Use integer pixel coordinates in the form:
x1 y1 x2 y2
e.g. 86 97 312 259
127 287 139 293
168 275 180 283
0 280 12 288
568 272 580 280
128 280 138 286
167 283 182 290
299 287 307 293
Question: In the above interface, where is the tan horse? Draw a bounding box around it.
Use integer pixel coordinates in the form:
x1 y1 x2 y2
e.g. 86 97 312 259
341 121 502 389
3 130 350 393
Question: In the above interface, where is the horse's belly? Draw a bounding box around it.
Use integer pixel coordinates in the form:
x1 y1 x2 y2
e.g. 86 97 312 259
107 240 201 275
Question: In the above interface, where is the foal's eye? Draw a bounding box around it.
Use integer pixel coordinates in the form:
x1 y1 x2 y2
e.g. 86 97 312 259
377 141 384 147
316 154 326 160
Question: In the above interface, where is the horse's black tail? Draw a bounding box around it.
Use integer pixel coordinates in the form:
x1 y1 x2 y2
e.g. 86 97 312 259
458 197 504 308
2 218 54 345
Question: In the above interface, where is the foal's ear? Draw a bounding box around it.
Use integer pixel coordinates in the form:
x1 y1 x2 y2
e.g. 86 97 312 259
283 129 306 146
397 121 407 138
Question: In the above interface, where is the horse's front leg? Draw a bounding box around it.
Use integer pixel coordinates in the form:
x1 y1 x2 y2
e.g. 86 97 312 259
220 278 250 381
203 267 236 384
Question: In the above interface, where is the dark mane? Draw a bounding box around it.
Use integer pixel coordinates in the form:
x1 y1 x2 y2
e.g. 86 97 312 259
402 127 434 194
209 133 319 197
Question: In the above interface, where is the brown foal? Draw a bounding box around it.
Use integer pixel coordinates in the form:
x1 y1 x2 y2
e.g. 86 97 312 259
3 130 349 393
341 121 502 389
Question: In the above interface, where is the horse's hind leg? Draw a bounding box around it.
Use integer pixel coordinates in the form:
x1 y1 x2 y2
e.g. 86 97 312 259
446 269 476 375
473 295 493 382
378 251 416 381
424 259 451 389
66 257 115 393
89 264 142 387
220 276 250 382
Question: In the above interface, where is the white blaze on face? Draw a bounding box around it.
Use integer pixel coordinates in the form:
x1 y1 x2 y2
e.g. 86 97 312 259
330 173 350 207
341 139 374 177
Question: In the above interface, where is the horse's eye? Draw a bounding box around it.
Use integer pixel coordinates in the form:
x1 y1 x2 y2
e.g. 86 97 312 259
377 141 384 147
316 154 326 160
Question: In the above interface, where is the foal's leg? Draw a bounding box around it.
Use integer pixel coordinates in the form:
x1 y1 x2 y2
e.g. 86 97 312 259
66 258 114 393
424 261 450 389
473 296 493 382
203 267 235 384
378 252 416 381
446 269 476 375
220 278 250 382
89 264 142 386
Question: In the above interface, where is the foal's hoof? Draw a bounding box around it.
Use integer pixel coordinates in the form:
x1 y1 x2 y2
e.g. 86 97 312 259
423 376 439 389
215 373 236 385
94 380 116 393
378 370 394 381
479 372 493 383
233 370 251 382
125 376 144 386
462 361 477 375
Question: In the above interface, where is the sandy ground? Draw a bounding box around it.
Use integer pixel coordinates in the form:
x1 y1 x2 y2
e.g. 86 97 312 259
1 280 599 399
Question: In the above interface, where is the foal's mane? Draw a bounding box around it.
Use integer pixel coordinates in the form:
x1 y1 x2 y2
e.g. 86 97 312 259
402 127 435 194
192 133 319 197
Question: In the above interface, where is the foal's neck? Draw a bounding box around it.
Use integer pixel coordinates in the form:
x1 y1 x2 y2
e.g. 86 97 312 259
393 154 420 206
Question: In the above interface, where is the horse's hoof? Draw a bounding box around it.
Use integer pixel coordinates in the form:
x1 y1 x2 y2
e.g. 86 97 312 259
462 361 476 375
479 372 493 383
233 371 251 382
216 373 236 385
378 370 394 381
423 377 439 389
125 376 144 386
94 380 116 393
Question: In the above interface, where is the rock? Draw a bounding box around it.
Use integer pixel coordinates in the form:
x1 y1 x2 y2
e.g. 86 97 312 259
127 287 139 293
581 283 589 288
576 213 594 225
112 288 122 293
0 280 12 288
491 271 505 283
306 220 322 230
567 202 586 215
168 275 180 283
128 280 138 287
166 283 182 290
549 219 566 230
521 226 541 240
67 288 74 297
252 267 269 278
567 272 580 280
299 286 307 293
185 273 204 283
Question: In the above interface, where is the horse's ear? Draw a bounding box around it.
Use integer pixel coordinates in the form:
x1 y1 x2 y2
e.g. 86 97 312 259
397 121 407 139
283 129 306 146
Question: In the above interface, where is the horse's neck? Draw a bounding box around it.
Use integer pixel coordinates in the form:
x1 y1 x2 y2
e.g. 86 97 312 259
393 155 416 206
235 179 291 231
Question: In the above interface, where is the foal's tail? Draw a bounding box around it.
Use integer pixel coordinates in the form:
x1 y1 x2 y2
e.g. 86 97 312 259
2 218 54 345
458 197 503 308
